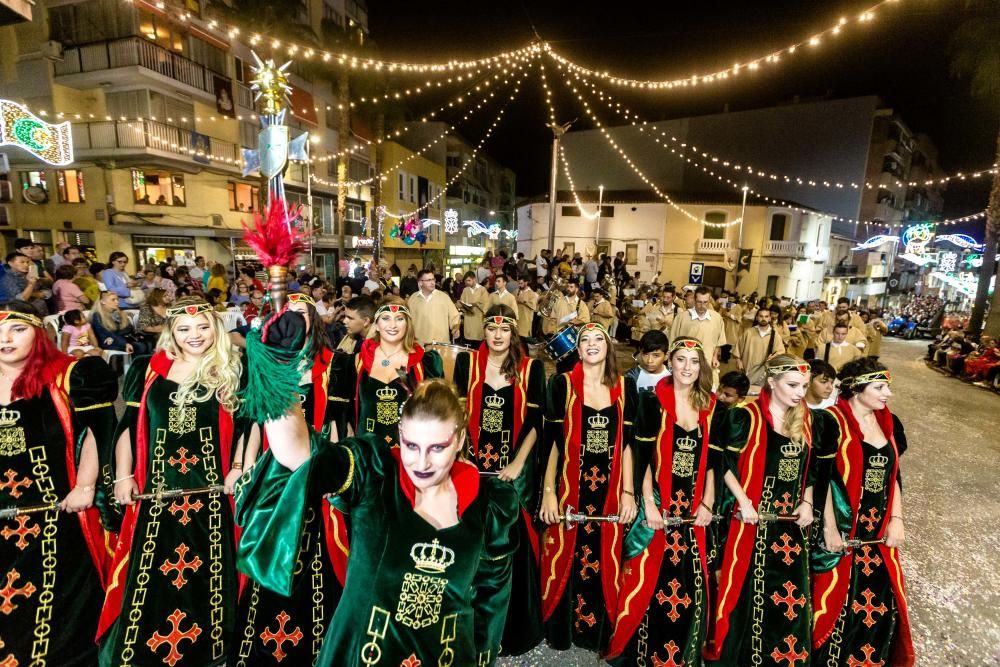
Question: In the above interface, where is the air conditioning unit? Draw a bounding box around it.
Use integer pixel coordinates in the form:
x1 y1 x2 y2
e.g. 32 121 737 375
211 214 223 227
41 41 64 62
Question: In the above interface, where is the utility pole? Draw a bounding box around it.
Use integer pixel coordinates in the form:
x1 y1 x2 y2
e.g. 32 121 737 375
546 120 573 253
733 184 748 288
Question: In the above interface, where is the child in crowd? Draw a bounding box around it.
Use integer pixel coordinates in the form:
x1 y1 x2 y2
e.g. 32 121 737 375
59 309 102 358
626 329 671 391
806 358 838 409
717 370 750 407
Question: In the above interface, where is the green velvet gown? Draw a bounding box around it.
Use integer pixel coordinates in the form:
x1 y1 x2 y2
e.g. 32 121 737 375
708 404 822 667
232 351 344 667
236 433 520 667
99 355 244 667
0 357 117 667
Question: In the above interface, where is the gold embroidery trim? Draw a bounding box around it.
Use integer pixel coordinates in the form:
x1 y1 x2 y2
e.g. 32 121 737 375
127 401 142 407
333 448 355 496
75 401 113 412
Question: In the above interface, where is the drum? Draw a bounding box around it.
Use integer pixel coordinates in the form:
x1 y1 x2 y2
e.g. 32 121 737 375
544 325 578 361
425 341 468 384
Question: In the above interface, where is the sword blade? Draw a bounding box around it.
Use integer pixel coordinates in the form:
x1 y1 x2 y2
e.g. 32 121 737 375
735 510 804 523
118 484 227 505
0 503 59 519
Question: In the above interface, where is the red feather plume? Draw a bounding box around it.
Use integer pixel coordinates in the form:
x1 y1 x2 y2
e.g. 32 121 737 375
241 198 309 267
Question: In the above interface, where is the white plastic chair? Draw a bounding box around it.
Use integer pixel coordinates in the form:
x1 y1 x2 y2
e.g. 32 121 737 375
43 314 62 343
103 349 132 375
218 310 246 332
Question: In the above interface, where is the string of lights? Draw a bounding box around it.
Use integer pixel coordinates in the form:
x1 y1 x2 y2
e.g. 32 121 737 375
546 0 898 91
310 61 528 189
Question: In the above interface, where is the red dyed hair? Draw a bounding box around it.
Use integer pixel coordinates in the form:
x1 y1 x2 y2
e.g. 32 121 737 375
1 301 74 400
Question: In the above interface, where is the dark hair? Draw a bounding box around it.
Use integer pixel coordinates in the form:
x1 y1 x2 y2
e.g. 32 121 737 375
662 285 676 295
638 329 669 354
345 295 375 321
833 322 849 331
62 244 82 257
72 257 89 267
63 308 85 326
55 264 76 280
808 359 837 381
720 370 751 397
206 288 222 305
14 239 34 250
577 324 620 388
483 304 523 381
417 268 434 280
463 270 476 281
837 297 850 305
108 251 128 265
837 357 889 399
5 251 27 263
89 262 105 277
694 285 711 296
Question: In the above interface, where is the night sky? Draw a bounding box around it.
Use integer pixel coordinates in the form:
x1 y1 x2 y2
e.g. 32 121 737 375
367 0 998 225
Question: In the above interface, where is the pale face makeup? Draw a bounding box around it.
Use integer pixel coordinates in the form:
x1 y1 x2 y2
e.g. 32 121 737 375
398 417 464 491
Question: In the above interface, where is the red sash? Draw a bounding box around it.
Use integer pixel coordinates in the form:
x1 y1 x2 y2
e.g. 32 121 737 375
608 378 715 657
704 391 813 660
354 339 426 428
97 351 235 639
811 400 914 666
540 364 625 623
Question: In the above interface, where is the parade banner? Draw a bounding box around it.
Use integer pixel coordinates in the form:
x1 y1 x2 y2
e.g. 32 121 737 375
0 99 73 166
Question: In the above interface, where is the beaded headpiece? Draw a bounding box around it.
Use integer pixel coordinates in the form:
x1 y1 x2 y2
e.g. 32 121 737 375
767 362 810 376
842 369 892 388
287 293 316 306
669 338 703 354
577 321 610 339
166 302 213 318
483 314 517 328
0 310 42 328
374 303 410 319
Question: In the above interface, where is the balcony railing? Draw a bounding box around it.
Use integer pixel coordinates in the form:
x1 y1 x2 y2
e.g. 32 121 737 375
71 119 241 166
697 238 732 254
55 36 230 98
825 264 859 277
236 81 255 110
763 240 806 257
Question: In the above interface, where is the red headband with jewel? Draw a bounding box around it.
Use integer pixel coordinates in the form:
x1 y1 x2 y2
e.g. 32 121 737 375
374 303 410 319
669 338 704 353
577 321 610 338
768 362 810 376
483 315 517 328
288 293 316 306
167 302 213 318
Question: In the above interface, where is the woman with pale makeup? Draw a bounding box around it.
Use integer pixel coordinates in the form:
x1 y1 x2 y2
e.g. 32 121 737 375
99 297 256 667
706 354 820 665
236 342 519 667
811 358 914 666
0 301 117 666
607 337 720 665
453 304 546 656
538 321 639 654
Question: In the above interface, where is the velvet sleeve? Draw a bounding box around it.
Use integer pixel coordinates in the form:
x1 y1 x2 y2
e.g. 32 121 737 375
810 412 851 572
329 351 358 434
632 390 661 495
473 478 520 666
111 355 153 462
523 358 546 442
892 412 906 491
542 373 569 469
421 348 444 379
453 351 471 398
235 432 381 595
722 406 753 478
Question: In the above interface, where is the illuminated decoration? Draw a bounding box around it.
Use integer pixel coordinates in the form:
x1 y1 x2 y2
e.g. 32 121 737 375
852 234 899 251
249 54 292 116
962 254 983 270
503 229 519 240
938 251 958 273
930 271 982 297
936 233 985 251
901 223 935 254
353 237 375 249
444 209 460 234
897 253 933 267
0 99 73 165
389 217 440 246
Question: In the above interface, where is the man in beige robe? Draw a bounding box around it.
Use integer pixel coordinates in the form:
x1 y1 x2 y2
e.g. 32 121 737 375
460 271 490 343
487 273 518 317
734 307 786 386
544 281 590 335
515 277 538 339
822 323 864 372
589 288 616 331
407 268 460 345
670 286 727 369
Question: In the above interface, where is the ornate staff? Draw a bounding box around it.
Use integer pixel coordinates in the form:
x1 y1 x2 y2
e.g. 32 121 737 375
242 198 308 314
660 512 725 527
0 502 58 520
842 536 886 549
735 510 816 524
551 504 622 529
113 484 226 508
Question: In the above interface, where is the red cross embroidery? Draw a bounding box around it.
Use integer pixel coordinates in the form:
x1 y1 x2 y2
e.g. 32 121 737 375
856 545 883 577
0 638 15 667
400 655 422 667
770 635 808 667
0 569 35 615
651 640 683 667
167 496 204 526
583 503 598 534
573 594 596 632
146 609 202 666
260 611 303 663
770 581 807 620
1 515 40 550
770 533 802 566
0 470 31 498
668 490 689 517
859 507 882 533
851 588 888 628
479 444 499 470
847 643 885 667
167 447 201 474
654 578 691 622
665 530 688 566
582 466 607 492
772 491 795 514
578 545 599 580
158 544 203 590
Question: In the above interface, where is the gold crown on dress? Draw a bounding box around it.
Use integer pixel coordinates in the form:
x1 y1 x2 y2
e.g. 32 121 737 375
376 386 397 401
869 453 889 468
410 538 456 574
484 394 504 409
781 441 803 458
588 413 610 429
676 435 698 452
0 408 20 427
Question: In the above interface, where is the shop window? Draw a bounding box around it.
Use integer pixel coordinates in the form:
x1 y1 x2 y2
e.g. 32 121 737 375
20 171 48 204
57 170 86 204
132 169 186 206
227 182 259 212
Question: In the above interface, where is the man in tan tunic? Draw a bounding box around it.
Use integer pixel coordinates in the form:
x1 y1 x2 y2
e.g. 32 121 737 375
459 270 490 343
515 277 538 339
822 322 864 372
407 268 460 345
487 273 518 317
734 307 786 386
863 311 889 360
670 285 727 369
589 288 616 331
544 281 589 335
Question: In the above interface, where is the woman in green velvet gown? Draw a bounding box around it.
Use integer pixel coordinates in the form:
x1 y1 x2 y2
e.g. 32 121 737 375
99 298 258 667
453 304 546 656
233 292 345 666
538 321 639 654
0 301 118 667
236 311 519 666
705 354 819 666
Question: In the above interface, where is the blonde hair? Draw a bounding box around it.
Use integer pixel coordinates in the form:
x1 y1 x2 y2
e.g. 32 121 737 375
763 353 809 445
401 378 468 457
668 336 713 412
372 295 416 352
93 292 124 332
156 297 242 413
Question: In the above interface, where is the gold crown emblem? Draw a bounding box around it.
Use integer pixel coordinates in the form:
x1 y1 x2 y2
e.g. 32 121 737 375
376 387 398 401
780 441 803 458
484 394 505 409
0 407 19 427
869 453 889 468
588 414 610 429
409 538 456 574
676 435 698 452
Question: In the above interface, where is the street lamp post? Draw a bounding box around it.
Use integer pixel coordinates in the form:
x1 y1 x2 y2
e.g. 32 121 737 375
547 120 573 254
733 184 748 288
595 185 604 246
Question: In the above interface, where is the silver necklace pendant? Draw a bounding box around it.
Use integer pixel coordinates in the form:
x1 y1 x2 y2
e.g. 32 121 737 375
381 358 391 367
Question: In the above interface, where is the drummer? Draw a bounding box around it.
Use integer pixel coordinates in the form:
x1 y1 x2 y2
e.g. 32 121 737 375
544 281 591 374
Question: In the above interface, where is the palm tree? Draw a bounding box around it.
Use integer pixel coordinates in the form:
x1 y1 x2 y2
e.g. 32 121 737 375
950 6 1000 336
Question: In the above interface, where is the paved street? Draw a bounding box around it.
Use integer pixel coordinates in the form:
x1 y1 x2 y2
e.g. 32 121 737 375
500 337 1000 666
